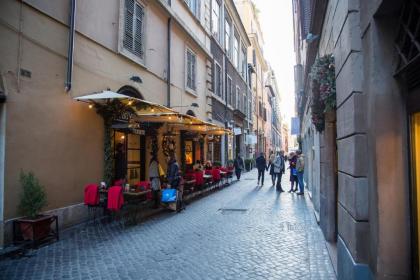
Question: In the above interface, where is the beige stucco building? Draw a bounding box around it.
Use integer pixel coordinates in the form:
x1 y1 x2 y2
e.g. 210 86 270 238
235 0 269 157
0 0 218 246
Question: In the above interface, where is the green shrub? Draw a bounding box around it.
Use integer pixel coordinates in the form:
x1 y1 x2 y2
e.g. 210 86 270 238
18 171 47 219
213 161 222 167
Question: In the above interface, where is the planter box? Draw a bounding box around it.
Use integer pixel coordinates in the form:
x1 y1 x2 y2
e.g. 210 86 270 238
13 215 59 245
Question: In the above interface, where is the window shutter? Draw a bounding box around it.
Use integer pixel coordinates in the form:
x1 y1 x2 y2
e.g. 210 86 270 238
134 3 144 58
123 0 134 51
192 54 196 90
123 0 144 60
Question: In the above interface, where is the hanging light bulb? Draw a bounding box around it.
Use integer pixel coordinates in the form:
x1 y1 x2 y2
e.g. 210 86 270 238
128 100 133 106
121 135 125 140
168 116 172 120
88 104 93 109
151 108 155 112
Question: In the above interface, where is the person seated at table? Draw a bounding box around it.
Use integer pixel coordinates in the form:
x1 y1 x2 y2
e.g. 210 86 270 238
193 160 203 171
204 161 213 170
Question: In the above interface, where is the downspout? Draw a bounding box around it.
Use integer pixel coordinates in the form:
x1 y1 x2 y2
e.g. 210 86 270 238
65 0 76 92
167 17 172 107
166 0 172 107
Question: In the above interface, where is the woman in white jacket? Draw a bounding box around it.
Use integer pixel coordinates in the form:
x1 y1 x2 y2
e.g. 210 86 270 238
149 155 161 208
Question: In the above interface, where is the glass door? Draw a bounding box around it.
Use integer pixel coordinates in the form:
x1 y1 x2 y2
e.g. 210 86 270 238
411 112 420 276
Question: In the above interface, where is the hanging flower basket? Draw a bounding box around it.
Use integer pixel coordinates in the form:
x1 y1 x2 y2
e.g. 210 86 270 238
309 54 336 132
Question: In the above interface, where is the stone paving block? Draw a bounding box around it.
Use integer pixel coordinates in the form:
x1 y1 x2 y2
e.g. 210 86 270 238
0 170 335 280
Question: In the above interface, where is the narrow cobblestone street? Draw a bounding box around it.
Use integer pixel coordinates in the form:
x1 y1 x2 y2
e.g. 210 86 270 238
0 170 335 280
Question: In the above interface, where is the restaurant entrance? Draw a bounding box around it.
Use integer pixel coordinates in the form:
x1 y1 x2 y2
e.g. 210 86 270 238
113 130 146 185
409 91 420 278
181 132 204 171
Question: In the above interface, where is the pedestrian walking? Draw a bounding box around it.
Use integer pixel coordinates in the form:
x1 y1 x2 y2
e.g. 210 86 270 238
273 151 285 192
296 151 305 195
149 155 161 209
256 152 267 186
234 154 245 180
288 152 298 192
268 151 276 186
167 153 185 212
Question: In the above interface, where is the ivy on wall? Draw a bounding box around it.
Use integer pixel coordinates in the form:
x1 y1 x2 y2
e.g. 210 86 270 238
309 54 336 132
94 99 134 186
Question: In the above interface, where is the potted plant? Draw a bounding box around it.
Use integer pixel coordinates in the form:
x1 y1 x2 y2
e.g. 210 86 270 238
16 171 52 241
213 161 222 167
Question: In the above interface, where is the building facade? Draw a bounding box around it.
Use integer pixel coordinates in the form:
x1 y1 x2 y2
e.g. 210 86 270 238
235 0 270 158
0 0 220 246
208 0 251 164
293 0 417 279
265 67 283 152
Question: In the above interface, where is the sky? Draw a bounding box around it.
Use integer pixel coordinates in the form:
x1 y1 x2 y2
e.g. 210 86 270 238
254 0 296 127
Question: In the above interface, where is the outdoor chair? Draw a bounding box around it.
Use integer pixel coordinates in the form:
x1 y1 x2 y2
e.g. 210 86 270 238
194 171 204 190
211 168 222 189
107 186 125 224
84 183 101 225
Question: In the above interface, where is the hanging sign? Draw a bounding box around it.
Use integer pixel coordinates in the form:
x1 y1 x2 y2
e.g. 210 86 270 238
234 127 242 135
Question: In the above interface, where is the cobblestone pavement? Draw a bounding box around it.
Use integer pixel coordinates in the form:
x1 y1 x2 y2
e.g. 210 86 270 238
0 169 335 280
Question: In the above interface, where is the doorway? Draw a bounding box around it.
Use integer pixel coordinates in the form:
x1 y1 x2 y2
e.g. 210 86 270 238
408 90 420 278
113 130 146 185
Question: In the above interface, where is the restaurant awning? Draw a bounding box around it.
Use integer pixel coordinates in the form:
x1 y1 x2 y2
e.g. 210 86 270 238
74 90 232 135
74 90 176 114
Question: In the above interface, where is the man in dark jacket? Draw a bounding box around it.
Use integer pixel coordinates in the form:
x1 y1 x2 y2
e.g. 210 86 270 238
234 154 245 180
256 152 267 186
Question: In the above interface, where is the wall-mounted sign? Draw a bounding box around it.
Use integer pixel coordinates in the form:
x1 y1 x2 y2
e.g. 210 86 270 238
131 129 145 135
291 117 300 135
234 127 242 135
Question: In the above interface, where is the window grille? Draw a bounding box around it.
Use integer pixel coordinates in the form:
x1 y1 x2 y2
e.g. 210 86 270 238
394 0 420 89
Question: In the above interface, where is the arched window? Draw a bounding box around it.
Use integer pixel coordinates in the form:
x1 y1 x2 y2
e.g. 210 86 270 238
117 86 144 100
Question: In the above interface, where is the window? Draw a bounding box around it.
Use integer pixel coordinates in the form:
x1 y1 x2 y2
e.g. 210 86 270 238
235 86 240 110
186 48 197 91
241 46 247 78
233 33 239 68
225 18 231 57
123 0 145 60
243 93 247 113
214 62 222 98
212 0 221 42
227 76 232 106
185 0 200 18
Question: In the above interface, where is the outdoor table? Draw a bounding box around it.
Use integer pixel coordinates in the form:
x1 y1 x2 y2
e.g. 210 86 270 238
99 189 151 224
203 174 212 187
219 171 228 185
183 179 196 194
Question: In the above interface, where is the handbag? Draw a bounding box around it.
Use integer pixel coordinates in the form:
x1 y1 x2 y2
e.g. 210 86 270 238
161 188 177 203
158 164 165 177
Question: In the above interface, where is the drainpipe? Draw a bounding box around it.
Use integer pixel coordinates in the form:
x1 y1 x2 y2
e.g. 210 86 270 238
166 0 172 107
65 0 76 92
167 17 171 107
